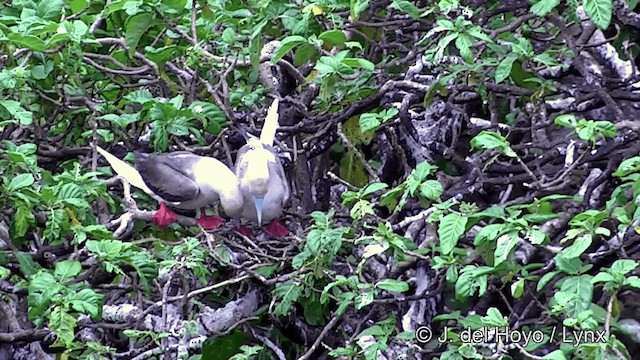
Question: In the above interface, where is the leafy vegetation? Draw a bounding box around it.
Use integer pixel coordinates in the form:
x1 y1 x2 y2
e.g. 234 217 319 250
1 0 640 359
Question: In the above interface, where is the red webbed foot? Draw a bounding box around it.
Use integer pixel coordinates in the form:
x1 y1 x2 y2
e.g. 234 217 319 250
151 202 178 227
264 220 289 238
234 226 254 237
196 215 226 230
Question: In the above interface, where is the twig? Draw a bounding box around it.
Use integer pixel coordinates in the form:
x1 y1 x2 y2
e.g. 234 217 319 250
298 315 342 360
336 122 380 182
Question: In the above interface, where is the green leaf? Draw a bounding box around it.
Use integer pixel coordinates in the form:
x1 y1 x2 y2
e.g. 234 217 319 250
482 307 508 326
495 53 518 83
413 161 433 182
359 113 380 132
554 114 577 128
125 12 154 57
8 173 34 191
222 27 236 44
610 259 638 275
319 30 346 46
560 235 592 259
438 213 468 255
49 307 77 346
419 180 443 200
470 131 514 157
16 252 39 277
590 272 615 284
530 0 561 16
623 276 640 289
6 33 46 52
273 280 303 316
361 182 388 197
272 36 308 63
350 0 370 21
454 33 473 62
537 271 558 291
69 0 89 13
613 156 640 177
54 260 82 282
105 0 143 16
376 279 410 292
69 288 103 318
390 0 421 19
583 0 613 30
36 0 64 20
494 233 519 266
0 100 33 125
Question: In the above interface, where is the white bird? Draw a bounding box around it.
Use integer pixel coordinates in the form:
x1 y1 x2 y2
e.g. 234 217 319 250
96 146 244 229
234 98 290 237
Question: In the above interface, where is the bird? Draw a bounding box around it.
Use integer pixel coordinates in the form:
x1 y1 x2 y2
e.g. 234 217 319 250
234 98 290 238
96 146 244 230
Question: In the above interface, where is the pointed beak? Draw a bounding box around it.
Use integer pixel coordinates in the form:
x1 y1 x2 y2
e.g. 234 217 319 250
253 197 264 225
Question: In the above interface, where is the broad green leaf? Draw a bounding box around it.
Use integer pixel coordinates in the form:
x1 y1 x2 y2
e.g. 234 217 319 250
0 100 33 125
560 235 592 259
359 113 380 132
494 233 519 266
590 272 615 284
8 173 34 191
16 252 39 277
105 0 143 16
49 307 77 346
222 27 236 44
350 0 370 21
438 213 468 255
624 276 640 289
496 53 518 83
554 114 577 128
272 36 308 63
419 180 443 200
36 0 64 20
54 259 82 282
376 279 410 292
482 307 508 326
125 12 154 57
319 30 346 46
69 0 89 13
610 259 638 275
537 271 558 291
530 0 561 16
413 161 433 182
584 0 613 30
361 182 388 196
6 33 46 51
390 0 420 19
470 131 514 157
455 33 473 62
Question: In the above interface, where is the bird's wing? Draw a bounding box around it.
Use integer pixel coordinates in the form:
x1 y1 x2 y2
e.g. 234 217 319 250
96 146 154 195
259 98 279 147
133 151 201 203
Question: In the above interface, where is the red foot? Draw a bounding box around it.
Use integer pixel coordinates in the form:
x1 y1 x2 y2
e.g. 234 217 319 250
234 226 254 237
264 220 289 238
151 203 178 227
196 215 225 230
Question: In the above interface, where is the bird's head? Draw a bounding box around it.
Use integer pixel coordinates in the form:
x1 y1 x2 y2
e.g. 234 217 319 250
238 141 276 225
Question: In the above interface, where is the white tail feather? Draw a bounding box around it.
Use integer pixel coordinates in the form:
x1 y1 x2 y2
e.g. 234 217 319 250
259 98 279 147
96 146 154 195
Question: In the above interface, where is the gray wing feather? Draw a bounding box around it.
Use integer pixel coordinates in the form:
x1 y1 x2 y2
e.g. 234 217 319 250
134 152 201 202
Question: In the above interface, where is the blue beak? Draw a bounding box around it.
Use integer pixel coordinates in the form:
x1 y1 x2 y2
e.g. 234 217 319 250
253 197 264 225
